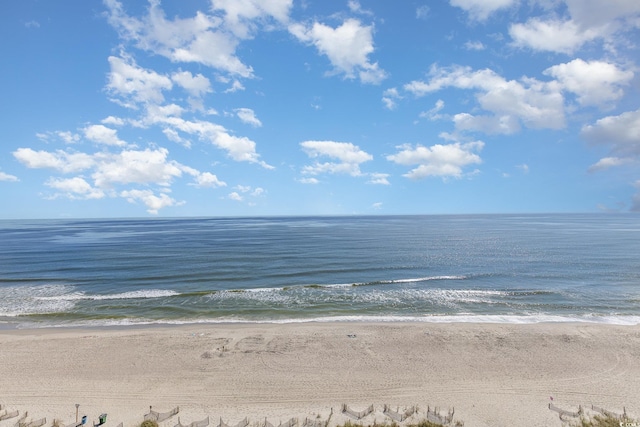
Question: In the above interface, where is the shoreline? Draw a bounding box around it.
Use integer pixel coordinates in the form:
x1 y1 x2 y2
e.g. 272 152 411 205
1 322 638 427
3 313 640 331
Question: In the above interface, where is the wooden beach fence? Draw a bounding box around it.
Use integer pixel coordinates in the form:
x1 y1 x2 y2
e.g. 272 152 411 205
340 404 374 420
382 405 416 422
218 417 248 427
0 410 20 421
14 412 28 427
548 403 582 419
23 418 46 427
425 407 454 425
591 404 627 420
175 416 209 427
277 418 297 427
145 407 180 422
301 418 324 427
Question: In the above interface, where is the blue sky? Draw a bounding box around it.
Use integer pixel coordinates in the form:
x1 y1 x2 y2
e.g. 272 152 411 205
1 0 639 218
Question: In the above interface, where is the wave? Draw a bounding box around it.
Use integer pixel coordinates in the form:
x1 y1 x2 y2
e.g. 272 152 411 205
323 275 467 288
11 314 640 329
35 289 180 301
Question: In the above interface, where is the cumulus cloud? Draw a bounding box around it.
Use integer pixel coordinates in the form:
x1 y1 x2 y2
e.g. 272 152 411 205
106 55 173 107
300 140 373 176
84 124 127 146
405 65 565 134
367 173 390 185
235 108 262 127
191 172 227 188
13 145 228 213
142 115 271 167
464 41 485 50
13 148 95 173
289 18 387 84
91 148 184 188
382 88 401 110
509 19 603 54
450 0 517 21
0 171 19 182
228 191 243 201
387 140 484 179
509 1 640 54
104 0 260 78
419 99 445 121
543 59 633 107
582 109 640 171
45 177 105 200
171 70 212 97
120 189 182 214
210 0 292 38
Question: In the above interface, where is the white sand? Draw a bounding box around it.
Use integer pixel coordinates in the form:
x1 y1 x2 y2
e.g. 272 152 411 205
0 322 638 427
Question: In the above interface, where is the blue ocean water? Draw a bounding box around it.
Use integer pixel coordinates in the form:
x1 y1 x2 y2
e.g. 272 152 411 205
1 214 639 328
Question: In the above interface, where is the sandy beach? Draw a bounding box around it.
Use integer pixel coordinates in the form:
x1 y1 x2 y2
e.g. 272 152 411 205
0 322 638 427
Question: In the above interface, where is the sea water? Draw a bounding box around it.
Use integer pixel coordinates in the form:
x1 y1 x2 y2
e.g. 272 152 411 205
1 214 639 328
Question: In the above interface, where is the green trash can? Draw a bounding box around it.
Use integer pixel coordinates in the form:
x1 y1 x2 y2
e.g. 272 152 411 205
99 414 107 425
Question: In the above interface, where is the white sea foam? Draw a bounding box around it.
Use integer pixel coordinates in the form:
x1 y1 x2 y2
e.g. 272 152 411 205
20 314 640 329
36 289 180 301
0 284 76 317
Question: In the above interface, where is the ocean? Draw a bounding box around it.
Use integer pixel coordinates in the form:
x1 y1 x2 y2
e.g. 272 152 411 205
1 214 639 329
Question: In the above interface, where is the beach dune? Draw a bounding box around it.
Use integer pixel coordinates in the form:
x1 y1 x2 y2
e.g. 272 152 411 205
0 322 638 427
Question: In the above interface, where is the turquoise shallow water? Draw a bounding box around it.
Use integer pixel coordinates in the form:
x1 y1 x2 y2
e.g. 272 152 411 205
1 214 639 328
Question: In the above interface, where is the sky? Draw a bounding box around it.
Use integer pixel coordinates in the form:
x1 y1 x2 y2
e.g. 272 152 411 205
1 0 639 218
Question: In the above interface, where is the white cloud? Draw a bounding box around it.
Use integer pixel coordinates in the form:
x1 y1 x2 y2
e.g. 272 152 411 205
544 59 633 107
92 148 184 188
450 0 517 21
0 171 19 182
405 65 565 134
464 40 485 50
565 0 640 31
228 191 243 201
232 184 265 197
419 99 445 121
235 108 262 127
104 0 256 77
13 148 95 173
382 87 401 110
587 156 633 172
57 131 81 144
171 70 212 97
509 18 603 54
36 131 81 144
146 116 271 167
101 116 125 126
191 172 226 188
289 19 387 84
14 143 231 213
45 177 105 200
387 140 484 179
84 124 127 146
416 6 430 20
299 177 319 184
508 1 640 54
300 140 373 177
106 55 173 107
120 189 182 214
582 109 640 169
210 0 292 38
367 173 390 185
